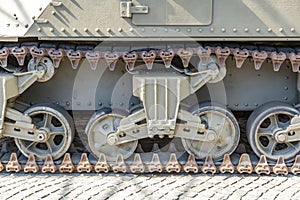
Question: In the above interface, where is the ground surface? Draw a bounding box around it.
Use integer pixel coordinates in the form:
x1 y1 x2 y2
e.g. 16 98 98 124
0 173 299 200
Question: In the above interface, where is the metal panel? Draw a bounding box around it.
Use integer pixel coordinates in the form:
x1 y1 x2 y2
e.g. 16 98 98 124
132 0 212 25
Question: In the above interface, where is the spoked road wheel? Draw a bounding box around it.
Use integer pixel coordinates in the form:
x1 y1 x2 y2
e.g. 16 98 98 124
181 103 240 161
86 108 138 162
15 103 75 160
247 102 300 162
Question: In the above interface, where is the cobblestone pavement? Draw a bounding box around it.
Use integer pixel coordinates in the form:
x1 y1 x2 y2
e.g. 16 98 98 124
0 173 299 200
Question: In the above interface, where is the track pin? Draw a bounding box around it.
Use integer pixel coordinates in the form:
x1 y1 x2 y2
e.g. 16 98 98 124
183 154 199 173
273 156 288 175
197 46 212 66
77 153 93 173
11 46 28 66
104 51 119 71
24 153 39 173
67 50 82 69
94 153 110 173
41 154 56 173
177 48 193 68
148 153 163 173
59 153 75 173
233 48 249 68
0 47 9 67
151 143 160 153
219 154 235 174
141 50 156 70
202 154 216 174
123 51 138 71
237 153 253 174
254 155 270 175
30 46 46 66
270 51 286 72
130 154 145 173
112 154 127 173
48 48 64 68
165 153 181 173
288 53 300 72
291 155 300 175
252 50 268 70
86 51 100 70
215 47 230 66
6 153 21 172
159 49 175 68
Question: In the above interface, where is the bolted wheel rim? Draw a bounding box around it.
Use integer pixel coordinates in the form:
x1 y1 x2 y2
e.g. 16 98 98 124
247 102 300 162
182 104 240 161
86 109 138 162
15 104 74 160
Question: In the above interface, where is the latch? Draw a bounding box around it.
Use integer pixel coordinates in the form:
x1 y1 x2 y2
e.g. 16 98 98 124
120 1 149 18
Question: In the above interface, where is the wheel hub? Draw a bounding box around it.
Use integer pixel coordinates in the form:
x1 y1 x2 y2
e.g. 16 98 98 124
36 127 50 142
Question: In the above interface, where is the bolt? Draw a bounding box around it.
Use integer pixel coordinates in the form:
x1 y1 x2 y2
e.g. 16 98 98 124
95 28 100 32
277 133 286 143
244 28 249 32
221 28 226 32
233 28 237 32
107 134 118 145
210 28 214 32
129 28 134 32
84 28 88 32
187 28 191 32
256 28 260 32
268 28 272 32
291 28 295 32
49 28 54 32
118 28 122 32
152 28 156 32
279 28 284 32
72 28 77 32
107 28 111 32
207 132 216 141
198 28 203 32
61 28 65 32
152 127 158 133
37 28 41 32
175 28 180 32
51 11 56 15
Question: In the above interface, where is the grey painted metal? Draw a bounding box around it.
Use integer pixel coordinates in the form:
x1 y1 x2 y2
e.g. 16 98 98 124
0 0 299 41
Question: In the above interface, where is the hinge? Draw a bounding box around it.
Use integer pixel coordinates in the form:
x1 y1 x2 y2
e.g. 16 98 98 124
120 1 149 18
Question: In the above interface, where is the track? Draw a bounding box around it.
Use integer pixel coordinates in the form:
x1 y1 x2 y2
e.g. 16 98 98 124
0 42 300 175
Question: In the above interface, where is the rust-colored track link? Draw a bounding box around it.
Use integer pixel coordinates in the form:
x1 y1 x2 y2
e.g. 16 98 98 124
1 152 300 175
0 43 299 73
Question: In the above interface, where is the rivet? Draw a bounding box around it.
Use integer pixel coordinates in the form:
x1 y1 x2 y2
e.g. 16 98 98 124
279 28 283 32
120 103 124 106
152 28 156 32
254 103 258 107
284 86 288 90
233 28 237 32
66 101 70 106
51 11 56 15
72 28 77 32
187 28 191 32
118 28 123 32
221 28 226 32
175 28 180 32
129 28 134 32
32 16 35 20
49 28 54 32
37 28 41 32
284 97 288 100
291 28 295 32
95 28 100 32
6 24 10 27
234 103 239 106
244 103 248 106
98 102 102 106
268 28 272 32
84 28 88 32
256 28 260 32
244 28 249 32
76 102 81 106
164 28 168 32
140 28 145 32
16 24 19 27
198 28 203 32
210 28 214 32
107 28 111 32
61 28 65 32
88 102 92 106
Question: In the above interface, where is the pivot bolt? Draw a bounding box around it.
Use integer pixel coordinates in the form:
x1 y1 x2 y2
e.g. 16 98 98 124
207 131 217 141
37 133 45 141
276 133 286 143
107 134 118 145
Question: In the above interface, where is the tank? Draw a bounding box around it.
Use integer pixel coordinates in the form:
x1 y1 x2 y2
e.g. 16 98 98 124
0 0 300 174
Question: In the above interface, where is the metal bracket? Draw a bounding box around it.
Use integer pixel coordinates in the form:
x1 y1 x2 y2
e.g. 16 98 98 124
120 2 148 18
